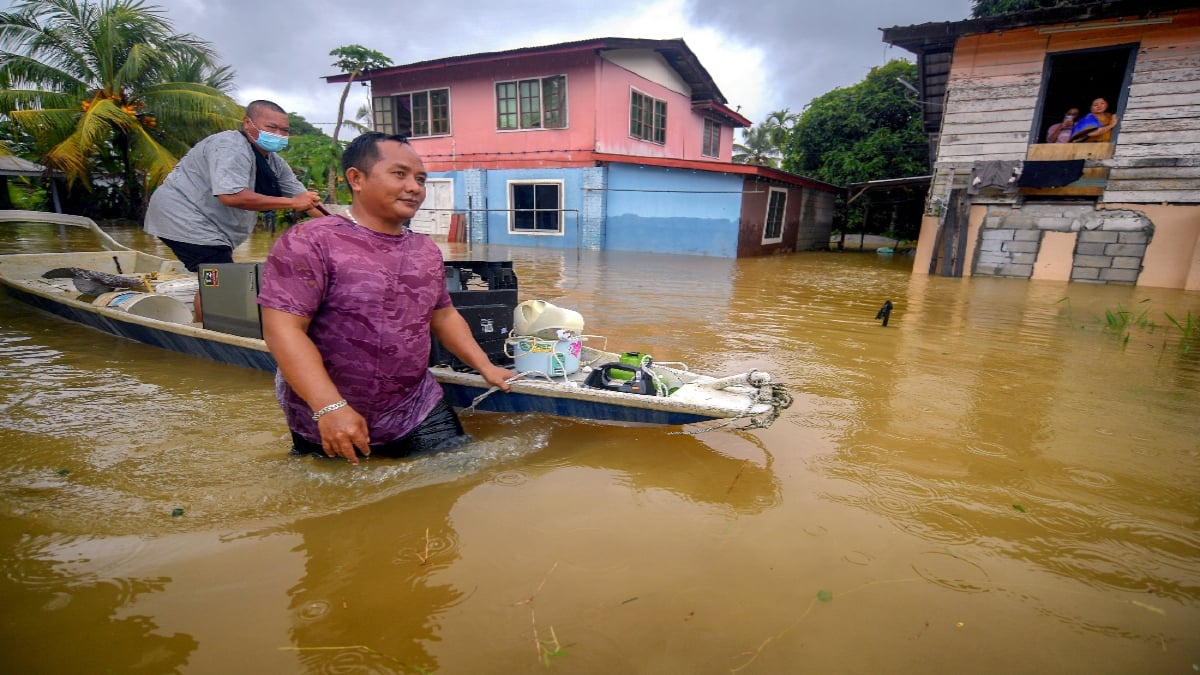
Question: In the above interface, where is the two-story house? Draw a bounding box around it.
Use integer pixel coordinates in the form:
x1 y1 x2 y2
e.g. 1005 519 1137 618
882 0 1200 290
326 37 837 258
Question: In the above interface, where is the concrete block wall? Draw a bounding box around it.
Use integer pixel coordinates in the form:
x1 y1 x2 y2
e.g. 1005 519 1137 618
972 203 1153 284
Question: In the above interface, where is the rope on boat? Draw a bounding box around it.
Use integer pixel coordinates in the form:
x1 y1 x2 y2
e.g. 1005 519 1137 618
669 382 794 435
461 371 552 414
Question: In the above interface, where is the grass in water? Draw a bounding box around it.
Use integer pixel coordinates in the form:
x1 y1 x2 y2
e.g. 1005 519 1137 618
1060 297 1198 354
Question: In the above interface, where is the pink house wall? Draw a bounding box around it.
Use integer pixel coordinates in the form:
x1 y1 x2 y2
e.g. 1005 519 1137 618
369 51 600 167
367 48 735 170
593 58 730 162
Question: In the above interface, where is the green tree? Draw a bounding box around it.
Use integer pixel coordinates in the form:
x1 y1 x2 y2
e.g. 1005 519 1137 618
762 108 799 153
287 112 324 137
279 112 346 202
784 60 929 236
784 60 928 185
733 109 797 168
733 125 780 167
971 0 1083 18
326 44 391 202
0 0 241 217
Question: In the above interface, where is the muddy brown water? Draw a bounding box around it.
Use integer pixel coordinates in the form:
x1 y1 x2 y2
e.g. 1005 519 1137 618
1 222 1198 673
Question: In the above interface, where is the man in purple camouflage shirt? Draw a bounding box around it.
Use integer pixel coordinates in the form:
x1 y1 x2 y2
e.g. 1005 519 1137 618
258 133 512 464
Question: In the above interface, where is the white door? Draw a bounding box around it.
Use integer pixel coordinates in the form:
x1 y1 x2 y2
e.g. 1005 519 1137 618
409 179 453 236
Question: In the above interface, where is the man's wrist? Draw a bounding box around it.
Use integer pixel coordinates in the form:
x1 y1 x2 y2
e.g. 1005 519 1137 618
312 399 348 421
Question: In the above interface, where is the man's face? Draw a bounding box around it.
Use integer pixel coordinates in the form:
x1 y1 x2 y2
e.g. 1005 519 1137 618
350 141 427 223
243 108 290 141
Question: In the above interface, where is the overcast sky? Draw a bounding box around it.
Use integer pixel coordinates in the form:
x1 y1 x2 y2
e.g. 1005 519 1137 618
8 0 974 133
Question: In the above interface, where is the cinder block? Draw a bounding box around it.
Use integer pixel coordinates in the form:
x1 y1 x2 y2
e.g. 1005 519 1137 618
1012 230 1042 242
1105 243 1146 257
999 264 1033 278
981 229 1015 241
1074 255 1114 268
1111 256 1142 269
1075 242 1107 255
1078 231 1119 243
1117 231 1150 244
1101 268 1140 283
1004 241 1039 254
1071 267 1101 280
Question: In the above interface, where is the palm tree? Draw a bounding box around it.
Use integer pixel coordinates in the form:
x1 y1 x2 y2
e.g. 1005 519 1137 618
326 44 391 202
762 108 799 153
733 125 780 168
0 0 242 215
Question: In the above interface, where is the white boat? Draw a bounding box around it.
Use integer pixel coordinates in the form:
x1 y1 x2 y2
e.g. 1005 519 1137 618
0 210 789 427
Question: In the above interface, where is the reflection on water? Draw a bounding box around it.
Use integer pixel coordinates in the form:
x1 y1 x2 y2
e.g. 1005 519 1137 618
1 221 1198 672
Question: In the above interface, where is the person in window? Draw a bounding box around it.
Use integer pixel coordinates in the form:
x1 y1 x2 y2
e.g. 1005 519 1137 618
1046 107 1081 143
1071 97 1119 143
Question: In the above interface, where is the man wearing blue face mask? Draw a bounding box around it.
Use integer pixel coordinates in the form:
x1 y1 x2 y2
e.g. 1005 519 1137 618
145 100 322 279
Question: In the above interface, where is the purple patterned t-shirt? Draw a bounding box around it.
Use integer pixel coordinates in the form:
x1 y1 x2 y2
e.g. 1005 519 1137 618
257 214 451 444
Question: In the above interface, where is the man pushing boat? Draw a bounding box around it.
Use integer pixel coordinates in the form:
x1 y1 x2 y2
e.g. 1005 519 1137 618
257 133 512 464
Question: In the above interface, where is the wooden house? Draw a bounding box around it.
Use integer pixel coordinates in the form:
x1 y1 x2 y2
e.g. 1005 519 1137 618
882 0 1200 290
326 38 837 258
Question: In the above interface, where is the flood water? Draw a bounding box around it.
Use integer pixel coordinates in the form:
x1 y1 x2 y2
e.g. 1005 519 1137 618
1 222 1198 673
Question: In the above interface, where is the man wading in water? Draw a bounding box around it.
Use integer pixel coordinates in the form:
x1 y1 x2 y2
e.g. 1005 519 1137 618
258 133 512 464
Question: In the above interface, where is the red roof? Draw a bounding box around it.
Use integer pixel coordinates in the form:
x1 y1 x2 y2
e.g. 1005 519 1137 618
590 153 840 192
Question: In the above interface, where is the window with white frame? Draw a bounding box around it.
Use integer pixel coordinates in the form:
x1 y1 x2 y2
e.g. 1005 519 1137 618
496 75 567 130
372 88 450 137
763 188 787 242
702 118 721 158
630 90 666 144
509 181 563 234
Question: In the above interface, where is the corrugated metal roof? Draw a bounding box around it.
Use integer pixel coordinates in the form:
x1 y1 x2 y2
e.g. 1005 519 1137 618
0 154 50 177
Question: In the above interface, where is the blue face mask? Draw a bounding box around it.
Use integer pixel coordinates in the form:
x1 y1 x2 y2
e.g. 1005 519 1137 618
254 129 288 153
249 119 288 152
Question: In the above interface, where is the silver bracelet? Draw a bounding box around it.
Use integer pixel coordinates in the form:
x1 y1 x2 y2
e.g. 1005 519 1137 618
311 399 348 421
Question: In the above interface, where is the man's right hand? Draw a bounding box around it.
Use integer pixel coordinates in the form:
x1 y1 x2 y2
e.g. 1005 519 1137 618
318 405 371 464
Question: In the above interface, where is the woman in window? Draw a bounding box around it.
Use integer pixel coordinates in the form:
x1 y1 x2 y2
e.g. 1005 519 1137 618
1071 97 1119 143
1046 107 1081 143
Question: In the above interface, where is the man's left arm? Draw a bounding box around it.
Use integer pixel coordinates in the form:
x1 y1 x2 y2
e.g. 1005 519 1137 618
429 306 512 390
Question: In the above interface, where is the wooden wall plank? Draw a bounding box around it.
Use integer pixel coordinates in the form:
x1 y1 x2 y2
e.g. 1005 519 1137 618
1104 189 1200 203
1106 178 1200 190
1121 105 1200 122
1114 142 1200 157
1128 80 1200 96
941 120 1034 136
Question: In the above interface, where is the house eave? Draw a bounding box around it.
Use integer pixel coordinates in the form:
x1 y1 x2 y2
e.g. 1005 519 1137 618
880 0 1194 55
591 152 839 192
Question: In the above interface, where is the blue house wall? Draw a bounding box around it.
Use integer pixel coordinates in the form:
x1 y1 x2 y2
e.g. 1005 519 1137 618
605 164 742 258
430 164 744 257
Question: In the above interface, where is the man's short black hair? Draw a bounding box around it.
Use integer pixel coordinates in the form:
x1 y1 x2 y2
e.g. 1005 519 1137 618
341 132 411 179
245 100 286 118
